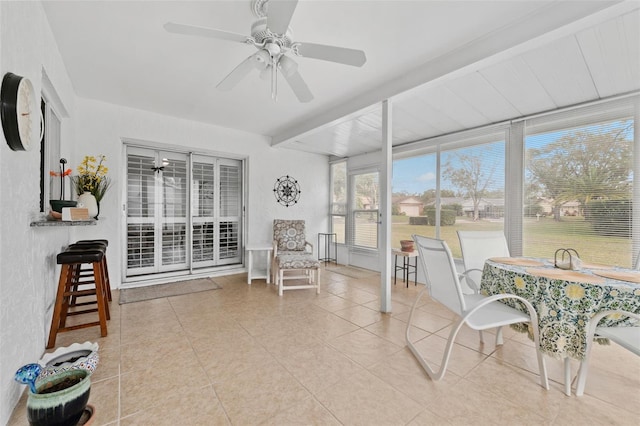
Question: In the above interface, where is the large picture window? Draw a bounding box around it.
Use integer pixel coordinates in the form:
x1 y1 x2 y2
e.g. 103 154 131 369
392 136 505 258
524 116 634 267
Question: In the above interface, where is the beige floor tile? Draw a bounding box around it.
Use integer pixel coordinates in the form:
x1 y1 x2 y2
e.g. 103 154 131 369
119 359 208 417
328 328 403 368
464 356 562 420
120 332 196 374
315 369 424 425
334 288 379 304
394 308 453 333
365 315 429 347
407 408 453 425
195 333 276 384
214 359 311 425
411 334 488 378
428 378 549 425
9 268 640 426
255 326 325 358
552 393 638 425
369 347 462 407
333 304 382 327
435 323 501 356
280 343 365 395
120 385 229 426
88 376 120 425
312 293 358 312
260 396 340 425
91 343 121 382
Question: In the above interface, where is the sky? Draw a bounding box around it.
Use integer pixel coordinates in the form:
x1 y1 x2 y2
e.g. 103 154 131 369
391 119 633 196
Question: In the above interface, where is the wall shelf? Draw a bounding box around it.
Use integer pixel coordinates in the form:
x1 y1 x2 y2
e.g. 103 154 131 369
30 219 97 227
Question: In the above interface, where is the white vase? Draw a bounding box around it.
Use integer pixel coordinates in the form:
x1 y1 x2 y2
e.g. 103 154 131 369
77 192 98 218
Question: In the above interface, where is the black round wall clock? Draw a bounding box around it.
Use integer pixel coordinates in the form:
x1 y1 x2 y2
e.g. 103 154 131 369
1 72 35 151
273 175 301 207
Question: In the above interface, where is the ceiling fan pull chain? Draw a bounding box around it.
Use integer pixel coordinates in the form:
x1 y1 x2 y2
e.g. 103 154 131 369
271 55 278 101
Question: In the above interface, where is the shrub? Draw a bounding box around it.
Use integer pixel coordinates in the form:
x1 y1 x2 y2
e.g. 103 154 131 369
409 216 429 225
422 209 457 226
584 199 631 237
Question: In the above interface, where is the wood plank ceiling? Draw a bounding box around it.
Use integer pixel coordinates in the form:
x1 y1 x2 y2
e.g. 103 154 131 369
285 7 640 158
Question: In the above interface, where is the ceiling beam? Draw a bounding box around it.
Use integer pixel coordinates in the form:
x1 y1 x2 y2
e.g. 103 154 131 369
271 0 629 147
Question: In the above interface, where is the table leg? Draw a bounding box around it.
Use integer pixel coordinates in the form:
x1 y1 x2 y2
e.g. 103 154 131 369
266 250 271 284
394 255 398 285
247 250 253 285
404 256 409 288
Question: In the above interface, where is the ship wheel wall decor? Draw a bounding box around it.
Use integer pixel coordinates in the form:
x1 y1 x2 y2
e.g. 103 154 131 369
273 175 301 207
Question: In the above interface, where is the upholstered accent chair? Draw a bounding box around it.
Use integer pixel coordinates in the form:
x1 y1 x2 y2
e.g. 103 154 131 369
272 219 321 296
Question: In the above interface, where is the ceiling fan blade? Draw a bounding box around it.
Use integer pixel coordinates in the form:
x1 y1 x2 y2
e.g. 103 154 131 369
164 22 250 44
216 53 261 91
267 0 298 35
279 56 313 103
295 42 366 67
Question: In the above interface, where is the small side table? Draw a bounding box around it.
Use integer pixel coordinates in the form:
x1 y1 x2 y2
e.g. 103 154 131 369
318 233 337 265
392 248 418 288
246 244 273 285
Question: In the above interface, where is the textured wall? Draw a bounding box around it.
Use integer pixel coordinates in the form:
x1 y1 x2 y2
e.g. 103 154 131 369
0 2 78 423
0 3 329 423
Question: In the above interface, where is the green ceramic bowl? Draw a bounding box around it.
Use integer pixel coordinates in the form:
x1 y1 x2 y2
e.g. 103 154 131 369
49 200 77 213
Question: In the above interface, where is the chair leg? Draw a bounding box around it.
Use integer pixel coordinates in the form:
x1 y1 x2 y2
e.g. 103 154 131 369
316 268 321 294
564 357 572 396
478 330 484 343
278 269 284 296
575 359 589 396
495 326 504 346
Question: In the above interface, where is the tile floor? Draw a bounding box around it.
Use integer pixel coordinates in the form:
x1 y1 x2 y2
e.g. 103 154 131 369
8 267 640 425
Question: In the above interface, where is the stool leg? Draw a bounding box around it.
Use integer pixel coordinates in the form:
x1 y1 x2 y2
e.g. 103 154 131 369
102 255 112 301
93 262 108 337
47 264 71 349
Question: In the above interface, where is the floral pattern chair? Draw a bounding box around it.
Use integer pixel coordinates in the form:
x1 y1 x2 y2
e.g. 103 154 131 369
272 219 321 296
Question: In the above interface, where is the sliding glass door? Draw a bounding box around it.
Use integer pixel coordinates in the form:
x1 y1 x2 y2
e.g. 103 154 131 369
126 147 242 278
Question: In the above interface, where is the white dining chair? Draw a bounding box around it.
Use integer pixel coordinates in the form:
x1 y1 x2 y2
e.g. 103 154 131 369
457 230 510 294
574 310 640 396
406 234 549 389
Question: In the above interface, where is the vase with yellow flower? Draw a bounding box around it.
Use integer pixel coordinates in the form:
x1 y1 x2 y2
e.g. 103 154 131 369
71 155 111 219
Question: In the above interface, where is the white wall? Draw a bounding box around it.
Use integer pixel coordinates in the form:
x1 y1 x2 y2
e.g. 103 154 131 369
68 98 329 288
0 2 328 423
0 2 78 423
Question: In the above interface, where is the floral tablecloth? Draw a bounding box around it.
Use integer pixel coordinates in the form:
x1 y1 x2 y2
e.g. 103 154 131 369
480 258 640 360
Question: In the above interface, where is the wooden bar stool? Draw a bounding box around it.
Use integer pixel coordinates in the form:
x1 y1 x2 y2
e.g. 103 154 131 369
47 249 109 349
68 241 112 302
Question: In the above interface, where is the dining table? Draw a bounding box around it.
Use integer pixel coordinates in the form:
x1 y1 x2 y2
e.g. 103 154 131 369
480 257 640 361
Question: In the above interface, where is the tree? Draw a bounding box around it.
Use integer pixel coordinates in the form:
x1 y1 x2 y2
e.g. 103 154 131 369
527 121 633 221
443 154 497 220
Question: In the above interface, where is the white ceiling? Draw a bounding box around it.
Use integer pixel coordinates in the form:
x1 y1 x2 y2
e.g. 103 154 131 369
42 1 639 158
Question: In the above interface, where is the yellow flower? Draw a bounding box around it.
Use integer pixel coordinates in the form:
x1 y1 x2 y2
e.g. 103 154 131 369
514 276 526 290
565 284 585 300
609 290 618 297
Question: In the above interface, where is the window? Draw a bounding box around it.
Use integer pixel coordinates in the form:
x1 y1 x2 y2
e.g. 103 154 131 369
39 97 63 212
524 110 634 267
330 161 347 243
350 170 379 249
392 135 505 258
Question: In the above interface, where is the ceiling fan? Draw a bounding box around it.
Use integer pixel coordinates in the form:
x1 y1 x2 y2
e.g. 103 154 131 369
164 0 366 103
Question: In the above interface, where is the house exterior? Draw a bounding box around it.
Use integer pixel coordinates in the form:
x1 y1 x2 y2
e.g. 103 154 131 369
395 196 423 216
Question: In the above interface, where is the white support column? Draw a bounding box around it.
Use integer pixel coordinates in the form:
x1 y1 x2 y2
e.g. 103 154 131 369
506 121 525 256
380 100 392 312
633 102 640 266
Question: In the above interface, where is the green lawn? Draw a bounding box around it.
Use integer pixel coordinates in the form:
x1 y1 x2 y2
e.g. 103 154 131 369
390 215 631 267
